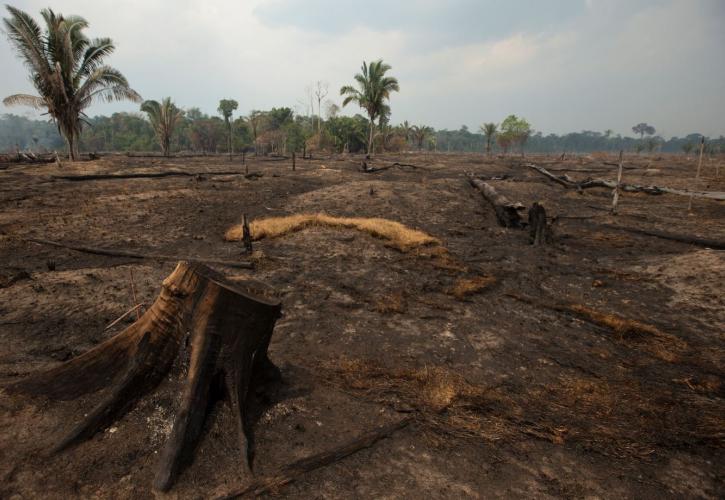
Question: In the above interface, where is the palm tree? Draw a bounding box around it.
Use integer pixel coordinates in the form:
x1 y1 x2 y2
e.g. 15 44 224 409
340 59 399 155
218 99 238 159
400 120 412 146
410 125 433 150
2 6 140 160
141 98 183 157
480 123 497 155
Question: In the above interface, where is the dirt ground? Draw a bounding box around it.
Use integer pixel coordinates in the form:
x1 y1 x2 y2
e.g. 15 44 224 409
0 152 723 499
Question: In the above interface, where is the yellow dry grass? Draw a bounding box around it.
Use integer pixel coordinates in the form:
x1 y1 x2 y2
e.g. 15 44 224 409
506 293 686 362
567 303 686 362
447 275 497 300
225 213 440 253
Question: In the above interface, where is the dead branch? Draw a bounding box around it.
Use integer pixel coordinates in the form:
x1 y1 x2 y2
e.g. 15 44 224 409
215 417 412 499
360 161 428 173
597 224 725 250
527 163 725 200
468 176 523 228
52 170 250 182
25 238 255 269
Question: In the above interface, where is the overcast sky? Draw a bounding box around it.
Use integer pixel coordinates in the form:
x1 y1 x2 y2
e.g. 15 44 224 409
1 0 724 137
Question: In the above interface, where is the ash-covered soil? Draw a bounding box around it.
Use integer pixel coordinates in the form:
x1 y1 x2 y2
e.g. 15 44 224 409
0 152 723 498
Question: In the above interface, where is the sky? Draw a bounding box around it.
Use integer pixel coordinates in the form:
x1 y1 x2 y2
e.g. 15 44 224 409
1 0 724 137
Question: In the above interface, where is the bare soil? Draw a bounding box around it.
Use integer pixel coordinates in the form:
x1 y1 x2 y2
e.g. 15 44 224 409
0 152 723 498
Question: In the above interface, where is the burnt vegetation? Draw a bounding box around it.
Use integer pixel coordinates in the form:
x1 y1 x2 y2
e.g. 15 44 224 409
0 4 723 499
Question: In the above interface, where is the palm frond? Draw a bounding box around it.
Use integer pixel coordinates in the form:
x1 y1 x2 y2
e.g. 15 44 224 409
2 93 46 109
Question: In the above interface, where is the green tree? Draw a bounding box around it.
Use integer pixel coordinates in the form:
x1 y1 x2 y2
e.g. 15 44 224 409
410 125 433 150
500 115 532 156
2 6 140 160
480 123 497 155
681 142 694 155
217 99 238 159
140 98 184 156
340 59 399 155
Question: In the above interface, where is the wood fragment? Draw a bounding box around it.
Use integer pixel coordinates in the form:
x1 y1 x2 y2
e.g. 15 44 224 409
24 238 255 269
215 417 412 499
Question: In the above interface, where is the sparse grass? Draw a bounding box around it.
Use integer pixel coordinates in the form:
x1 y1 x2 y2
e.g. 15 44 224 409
321 358 724 458
374 291 407 314
506 292 686 362
319 358 515 442
447 275 496 300
225 213 441 253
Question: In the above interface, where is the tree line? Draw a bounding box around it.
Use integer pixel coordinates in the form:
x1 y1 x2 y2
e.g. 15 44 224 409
2 6 723 159
3 112 723 157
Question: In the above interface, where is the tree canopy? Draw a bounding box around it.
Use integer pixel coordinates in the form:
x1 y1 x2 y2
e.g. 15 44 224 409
2 6 140 159
340 59 399 155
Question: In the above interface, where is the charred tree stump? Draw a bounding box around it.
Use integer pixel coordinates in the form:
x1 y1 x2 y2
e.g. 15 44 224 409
468 177 522 228
5 261 281 492
242 214 253 253
528 202 549 245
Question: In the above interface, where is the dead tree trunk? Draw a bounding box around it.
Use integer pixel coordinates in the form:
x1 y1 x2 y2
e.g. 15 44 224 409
468 177 522 228
5 261 281 492
528 202 548 245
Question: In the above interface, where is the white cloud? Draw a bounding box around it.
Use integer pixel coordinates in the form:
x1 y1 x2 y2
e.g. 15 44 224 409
1 0 723 136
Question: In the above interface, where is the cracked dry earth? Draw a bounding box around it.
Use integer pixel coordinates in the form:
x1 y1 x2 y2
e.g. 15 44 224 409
0 152 723 498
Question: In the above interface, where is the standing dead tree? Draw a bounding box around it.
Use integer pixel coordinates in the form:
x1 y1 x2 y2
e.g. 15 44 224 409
468 177 523 228
4 261 282 492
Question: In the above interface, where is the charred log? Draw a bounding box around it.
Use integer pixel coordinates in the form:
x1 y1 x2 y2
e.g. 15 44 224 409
468 177 523 228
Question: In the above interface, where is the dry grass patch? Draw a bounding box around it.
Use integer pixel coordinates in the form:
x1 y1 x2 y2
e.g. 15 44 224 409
447 275 496 300
225 213 440 253
319 358 516 442
374 291 407 314
506 293 686 362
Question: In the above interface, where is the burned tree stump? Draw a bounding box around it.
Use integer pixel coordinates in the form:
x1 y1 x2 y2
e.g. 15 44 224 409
528 202 549 245
5 261 281 492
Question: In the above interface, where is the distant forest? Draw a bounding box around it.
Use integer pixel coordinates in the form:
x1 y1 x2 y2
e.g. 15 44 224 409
1 112 723 156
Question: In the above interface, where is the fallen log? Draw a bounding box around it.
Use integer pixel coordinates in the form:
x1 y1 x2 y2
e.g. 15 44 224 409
52 170 250 181
527 164 725 200
360 161 428 173
25 238 254 269
215 417 412 499
5 261 281 491
597 224 725 250
468 177 523 228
